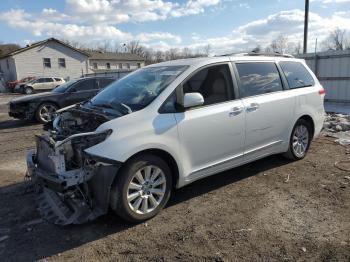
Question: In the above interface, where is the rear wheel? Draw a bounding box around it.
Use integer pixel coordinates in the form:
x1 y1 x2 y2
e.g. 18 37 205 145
35 103 58 123
110 154 172 223
283 119 312 160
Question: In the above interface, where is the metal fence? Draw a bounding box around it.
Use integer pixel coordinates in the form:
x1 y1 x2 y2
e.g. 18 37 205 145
298 50 350 103
84 70 133 80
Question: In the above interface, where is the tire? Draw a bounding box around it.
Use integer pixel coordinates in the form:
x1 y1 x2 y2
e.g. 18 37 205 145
35 103 58 123
24 86 33 94
283 119 312 160
110 154 172 223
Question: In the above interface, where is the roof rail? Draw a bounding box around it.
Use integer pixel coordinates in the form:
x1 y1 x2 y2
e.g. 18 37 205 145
220 51 294 58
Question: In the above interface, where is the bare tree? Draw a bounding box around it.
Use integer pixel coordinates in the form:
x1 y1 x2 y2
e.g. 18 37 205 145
0 43 21 57
155 51 163 63
125 41 145 56
293 41 302 55
324 28 346 51
269 34 288 53
202 44 211 57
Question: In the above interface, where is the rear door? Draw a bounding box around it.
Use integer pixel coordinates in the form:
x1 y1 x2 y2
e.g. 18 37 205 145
233 61 295 161
174 63 245 181
42 78 55 90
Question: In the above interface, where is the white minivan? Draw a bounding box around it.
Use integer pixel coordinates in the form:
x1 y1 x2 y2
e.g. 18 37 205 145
27 53 325 225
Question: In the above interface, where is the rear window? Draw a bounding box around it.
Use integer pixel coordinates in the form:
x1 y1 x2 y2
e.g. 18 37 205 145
236 62 283 98
279 61 315 89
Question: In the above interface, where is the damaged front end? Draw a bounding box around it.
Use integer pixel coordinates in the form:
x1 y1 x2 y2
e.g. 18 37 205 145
27 106 121 225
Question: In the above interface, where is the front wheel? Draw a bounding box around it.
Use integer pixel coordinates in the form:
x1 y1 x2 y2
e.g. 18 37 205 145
283 119 312 160
110 154 172 223
35 103 58 123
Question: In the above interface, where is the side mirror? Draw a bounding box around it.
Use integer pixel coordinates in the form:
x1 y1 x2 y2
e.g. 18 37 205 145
183 92 204 108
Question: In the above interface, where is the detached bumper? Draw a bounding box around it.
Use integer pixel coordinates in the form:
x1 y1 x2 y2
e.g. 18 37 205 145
26 149 122 225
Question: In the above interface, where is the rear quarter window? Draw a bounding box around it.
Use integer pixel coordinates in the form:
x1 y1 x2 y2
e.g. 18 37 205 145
279 61 315 89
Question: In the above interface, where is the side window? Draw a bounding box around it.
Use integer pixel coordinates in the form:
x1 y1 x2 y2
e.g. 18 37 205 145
58 58 66 68
37 78 45 83
73 79 95 91
54 78 61 81
44 78 53 82
159 92 177 113
279 61 315 89
98 78 115 89
236 62 283 98
183 64 233 106
43 58 51 68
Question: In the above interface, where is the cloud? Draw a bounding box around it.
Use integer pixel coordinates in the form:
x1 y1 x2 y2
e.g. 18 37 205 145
1 3 350 55
0 9 132 41
136 32 182 44
312 0 350 3
65 0 221 23
187 9 350 54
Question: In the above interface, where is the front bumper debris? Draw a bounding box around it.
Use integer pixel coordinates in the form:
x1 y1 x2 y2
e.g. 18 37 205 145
26 136 121 225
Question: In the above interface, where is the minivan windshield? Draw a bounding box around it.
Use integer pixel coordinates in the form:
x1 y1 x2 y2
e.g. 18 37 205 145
52 79 80 93
89 65 188 112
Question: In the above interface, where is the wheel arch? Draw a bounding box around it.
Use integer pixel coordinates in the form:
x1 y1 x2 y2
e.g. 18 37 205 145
122 148 180 188
297 114 315 138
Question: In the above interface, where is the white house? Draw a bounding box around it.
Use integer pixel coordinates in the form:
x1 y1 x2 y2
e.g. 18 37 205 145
0 38 89 82
87 51 145 73
0 38 145 83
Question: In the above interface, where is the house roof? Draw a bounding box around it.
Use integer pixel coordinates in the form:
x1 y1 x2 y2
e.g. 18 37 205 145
87 51 145 61
0 38 90 59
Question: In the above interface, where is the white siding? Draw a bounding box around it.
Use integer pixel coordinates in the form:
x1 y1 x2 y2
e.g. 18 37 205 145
88 59 144 72
13 41 88 81
0 57 17 82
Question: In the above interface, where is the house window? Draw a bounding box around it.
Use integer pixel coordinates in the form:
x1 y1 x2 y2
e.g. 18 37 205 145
93 62 98 69
43 58 51 68
106 63 111 69
137 63 141 68
127 63 130 69
58 58 66 68
118 63 122 69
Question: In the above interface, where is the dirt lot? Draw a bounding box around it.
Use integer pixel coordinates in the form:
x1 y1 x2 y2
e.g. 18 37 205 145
0 94 349 262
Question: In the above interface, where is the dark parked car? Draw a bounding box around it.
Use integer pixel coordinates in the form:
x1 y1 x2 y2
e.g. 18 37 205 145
8 77 115 123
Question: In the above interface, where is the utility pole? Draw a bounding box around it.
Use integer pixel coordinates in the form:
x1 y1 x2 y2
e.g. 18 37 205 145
303 0 309 54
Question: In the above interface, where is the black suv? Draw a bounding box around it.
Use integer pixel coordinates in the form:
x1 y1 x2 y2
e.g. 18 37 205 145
9 77 115 123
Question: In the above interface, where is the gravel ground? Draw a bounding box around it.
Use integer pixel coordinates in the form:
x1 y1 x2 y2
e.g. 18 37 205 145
0 94 349 262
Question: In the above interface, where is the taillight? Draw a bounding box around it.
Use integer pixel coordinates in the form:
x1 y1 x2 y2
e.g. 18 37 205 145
318 88 326 95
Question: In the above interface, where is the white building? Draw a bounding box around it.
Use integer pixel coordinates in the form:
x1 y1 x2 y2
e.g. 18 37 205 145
0 38 145 83
87 51 145 73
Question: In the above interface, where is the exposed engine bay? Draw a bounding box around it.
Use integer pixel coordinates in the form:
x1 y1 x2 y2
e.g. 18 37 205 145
27 105 121 225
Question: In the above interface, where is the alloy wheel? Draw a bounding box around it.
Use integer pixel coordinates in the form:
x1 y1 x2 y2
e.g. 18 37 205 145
292 124 309 157
127 165 166 215
39 104 57 122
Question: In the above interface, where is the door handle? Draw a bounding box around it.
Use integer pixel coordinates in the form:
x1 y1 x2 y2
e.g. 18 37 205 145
246 103 259 112
229 106 243 117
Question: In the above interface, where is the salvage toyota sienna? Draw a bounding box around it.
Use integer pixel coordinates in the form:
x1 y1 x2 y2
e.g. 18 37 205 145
27 53 325 225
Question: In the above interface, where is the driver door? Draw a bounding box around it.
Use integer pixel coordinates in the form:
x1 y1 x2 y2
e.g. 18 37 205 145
63 78 97 106
174 63 245 181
